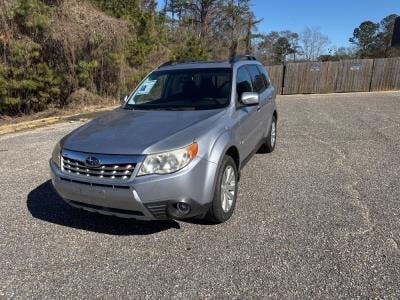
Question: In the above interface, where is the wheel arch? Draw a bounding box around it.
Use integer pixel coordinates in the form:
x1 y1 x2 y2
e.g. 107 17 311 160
225 145 240 171
207 130 241 195
273 110 278 121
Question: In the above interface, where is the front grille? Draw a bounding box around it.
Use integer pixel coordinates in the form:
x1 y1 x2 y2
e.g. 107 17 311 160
62 157 135 180
61 149 141 181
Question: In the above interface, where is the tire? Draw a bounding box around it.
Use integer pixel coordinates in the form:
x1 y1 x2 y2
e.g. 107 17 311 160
259 116 277 153
205 156 238 223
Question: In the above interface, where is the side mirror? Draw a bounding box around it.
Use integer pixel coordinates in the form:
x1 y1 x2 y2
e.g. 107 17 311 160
120 94 128 105
240 92 259 106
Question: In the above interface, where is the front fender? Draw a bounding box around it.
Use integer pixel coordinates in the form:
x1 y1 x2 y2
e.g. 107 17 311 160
207 130 235 165
203 130 240 200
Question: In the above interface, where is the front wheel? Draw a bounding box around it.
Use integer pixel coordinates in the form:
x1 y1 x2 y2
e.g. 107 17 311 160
259 116 277 153
205 156 238 223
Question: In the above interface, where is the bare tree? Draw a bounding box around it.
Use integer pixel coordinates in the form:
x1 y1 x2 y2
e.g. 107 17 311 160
222 0 252 58
244 13 262 54
196 0 221 39
0 0 12 64
165 0 221 39
301 26 329 61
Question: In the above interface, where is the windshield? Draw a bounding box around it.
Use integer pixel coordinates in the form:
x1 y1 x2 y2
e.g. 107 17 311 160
125 68 232 110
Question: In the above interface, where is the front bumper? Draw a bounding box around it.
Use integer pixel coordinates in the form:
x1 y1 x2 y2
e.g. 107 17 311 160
49 157 218 220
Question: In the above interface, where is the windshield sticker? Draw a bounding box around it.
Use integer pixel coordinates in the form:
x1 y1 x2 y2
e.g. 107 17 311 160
136 79 157 95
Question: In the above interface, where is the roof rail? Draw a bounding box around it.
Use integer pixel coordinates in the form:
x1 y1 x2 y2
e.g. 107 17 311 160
158 61 175 68
157 55 258 69
158 59 210 68
230 54 258 63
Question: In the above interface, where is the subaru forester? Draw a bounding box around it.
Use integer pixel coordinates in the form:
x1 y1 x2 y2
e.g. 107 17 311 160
50 55 278 223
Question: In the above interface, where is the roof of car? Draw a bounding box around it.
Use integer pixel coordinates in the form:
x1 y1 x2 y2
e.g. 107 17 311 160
156 55 261 71
157 61 232 71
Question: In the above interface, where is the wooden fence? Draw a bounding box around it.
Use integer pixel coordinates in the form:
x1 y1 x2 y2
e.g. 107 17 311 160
265 57 400 95
336 59 374 93
283 61 338 94
266 65 284 95
370 57 400 91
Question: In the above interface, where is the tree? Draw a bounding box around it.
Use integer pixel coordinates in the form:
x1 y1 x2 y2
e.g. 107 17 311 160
272 37 292 64
172 33 209 61
164 0 189 22
0 0 13 64
192 0 221 40
163 0 261 59
13 0 51 41
164 0 221 39
257 31 301 65
301 26 329 61
319 47 356 61
222 0 253 58
244 13 262 54
0 40 61 115
280 30 302 61
93 0 165 68
378 14 400 57
350 15 400 58
349 21 380 58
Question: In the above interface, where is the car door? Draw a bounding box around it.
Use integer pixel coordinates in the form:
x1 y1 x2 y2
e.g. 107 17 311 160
235 66 260 159
245 65 268 143
257 65 275 138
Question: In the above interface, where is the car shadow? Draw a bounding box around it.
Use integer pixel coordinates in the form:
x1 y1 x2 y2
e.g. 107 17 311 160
26 180 180 235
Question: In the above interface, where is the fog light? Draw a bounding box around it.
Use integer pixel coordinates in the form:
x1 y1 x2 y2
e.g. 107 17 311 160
176 202 191 215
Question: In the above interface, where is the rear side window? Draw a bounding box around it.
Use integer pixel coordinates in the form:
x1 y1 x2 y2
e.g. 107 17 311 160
236 67 253 99
256 65 271 90
246 65 267 93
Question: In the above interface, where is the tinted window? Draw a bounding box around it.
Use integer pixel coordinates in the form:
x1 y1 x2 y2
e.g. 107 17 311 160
246 65 266 93
256 65 271 89
236 67 253 100
126 68 232 110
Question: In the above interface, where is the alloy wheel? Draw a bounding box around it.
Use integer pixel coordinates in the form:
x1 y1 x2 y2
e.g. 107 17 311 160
220 165 236 213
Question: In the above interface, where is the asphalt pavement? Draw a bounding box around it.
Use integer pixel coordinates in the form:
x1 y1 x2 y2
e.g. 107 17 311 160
0 91 399 298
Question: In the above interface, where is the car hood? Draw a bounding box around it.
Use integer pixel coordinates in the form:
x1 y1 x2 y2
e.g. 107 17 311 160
63 108 225 155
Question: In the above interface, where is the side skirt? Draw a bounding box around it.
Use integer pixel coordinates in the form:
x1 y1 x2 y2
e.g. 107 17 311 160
239 137 267 171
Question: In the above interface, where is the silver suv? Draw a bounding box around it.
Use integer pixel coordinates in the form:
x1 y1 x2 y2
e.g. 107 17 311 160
50 55 278 223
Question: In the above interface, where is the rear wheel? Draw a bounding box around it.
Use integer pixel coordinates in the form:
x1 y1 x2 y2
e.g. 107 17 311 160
259 116 277 153
205 156 238 223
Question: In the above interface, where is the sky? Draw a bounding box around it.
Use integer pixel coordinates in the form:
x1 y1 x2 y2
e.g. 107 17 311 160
252 0 400 49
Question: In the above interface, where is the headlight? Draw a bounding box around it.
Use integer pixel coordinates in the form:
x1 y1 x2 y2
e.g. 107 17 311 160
138 143 198 176
52 141 61 168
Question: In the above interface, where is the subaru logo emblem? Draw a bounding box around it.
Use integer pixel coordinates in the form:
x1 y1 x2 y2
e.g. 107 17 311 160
85 155 101 168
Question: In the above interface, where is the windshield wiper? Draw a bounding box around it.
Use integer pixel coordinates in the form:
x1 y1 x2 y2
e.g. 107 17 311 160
123 105 137 110
125 105 197 111
154 107 196 111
